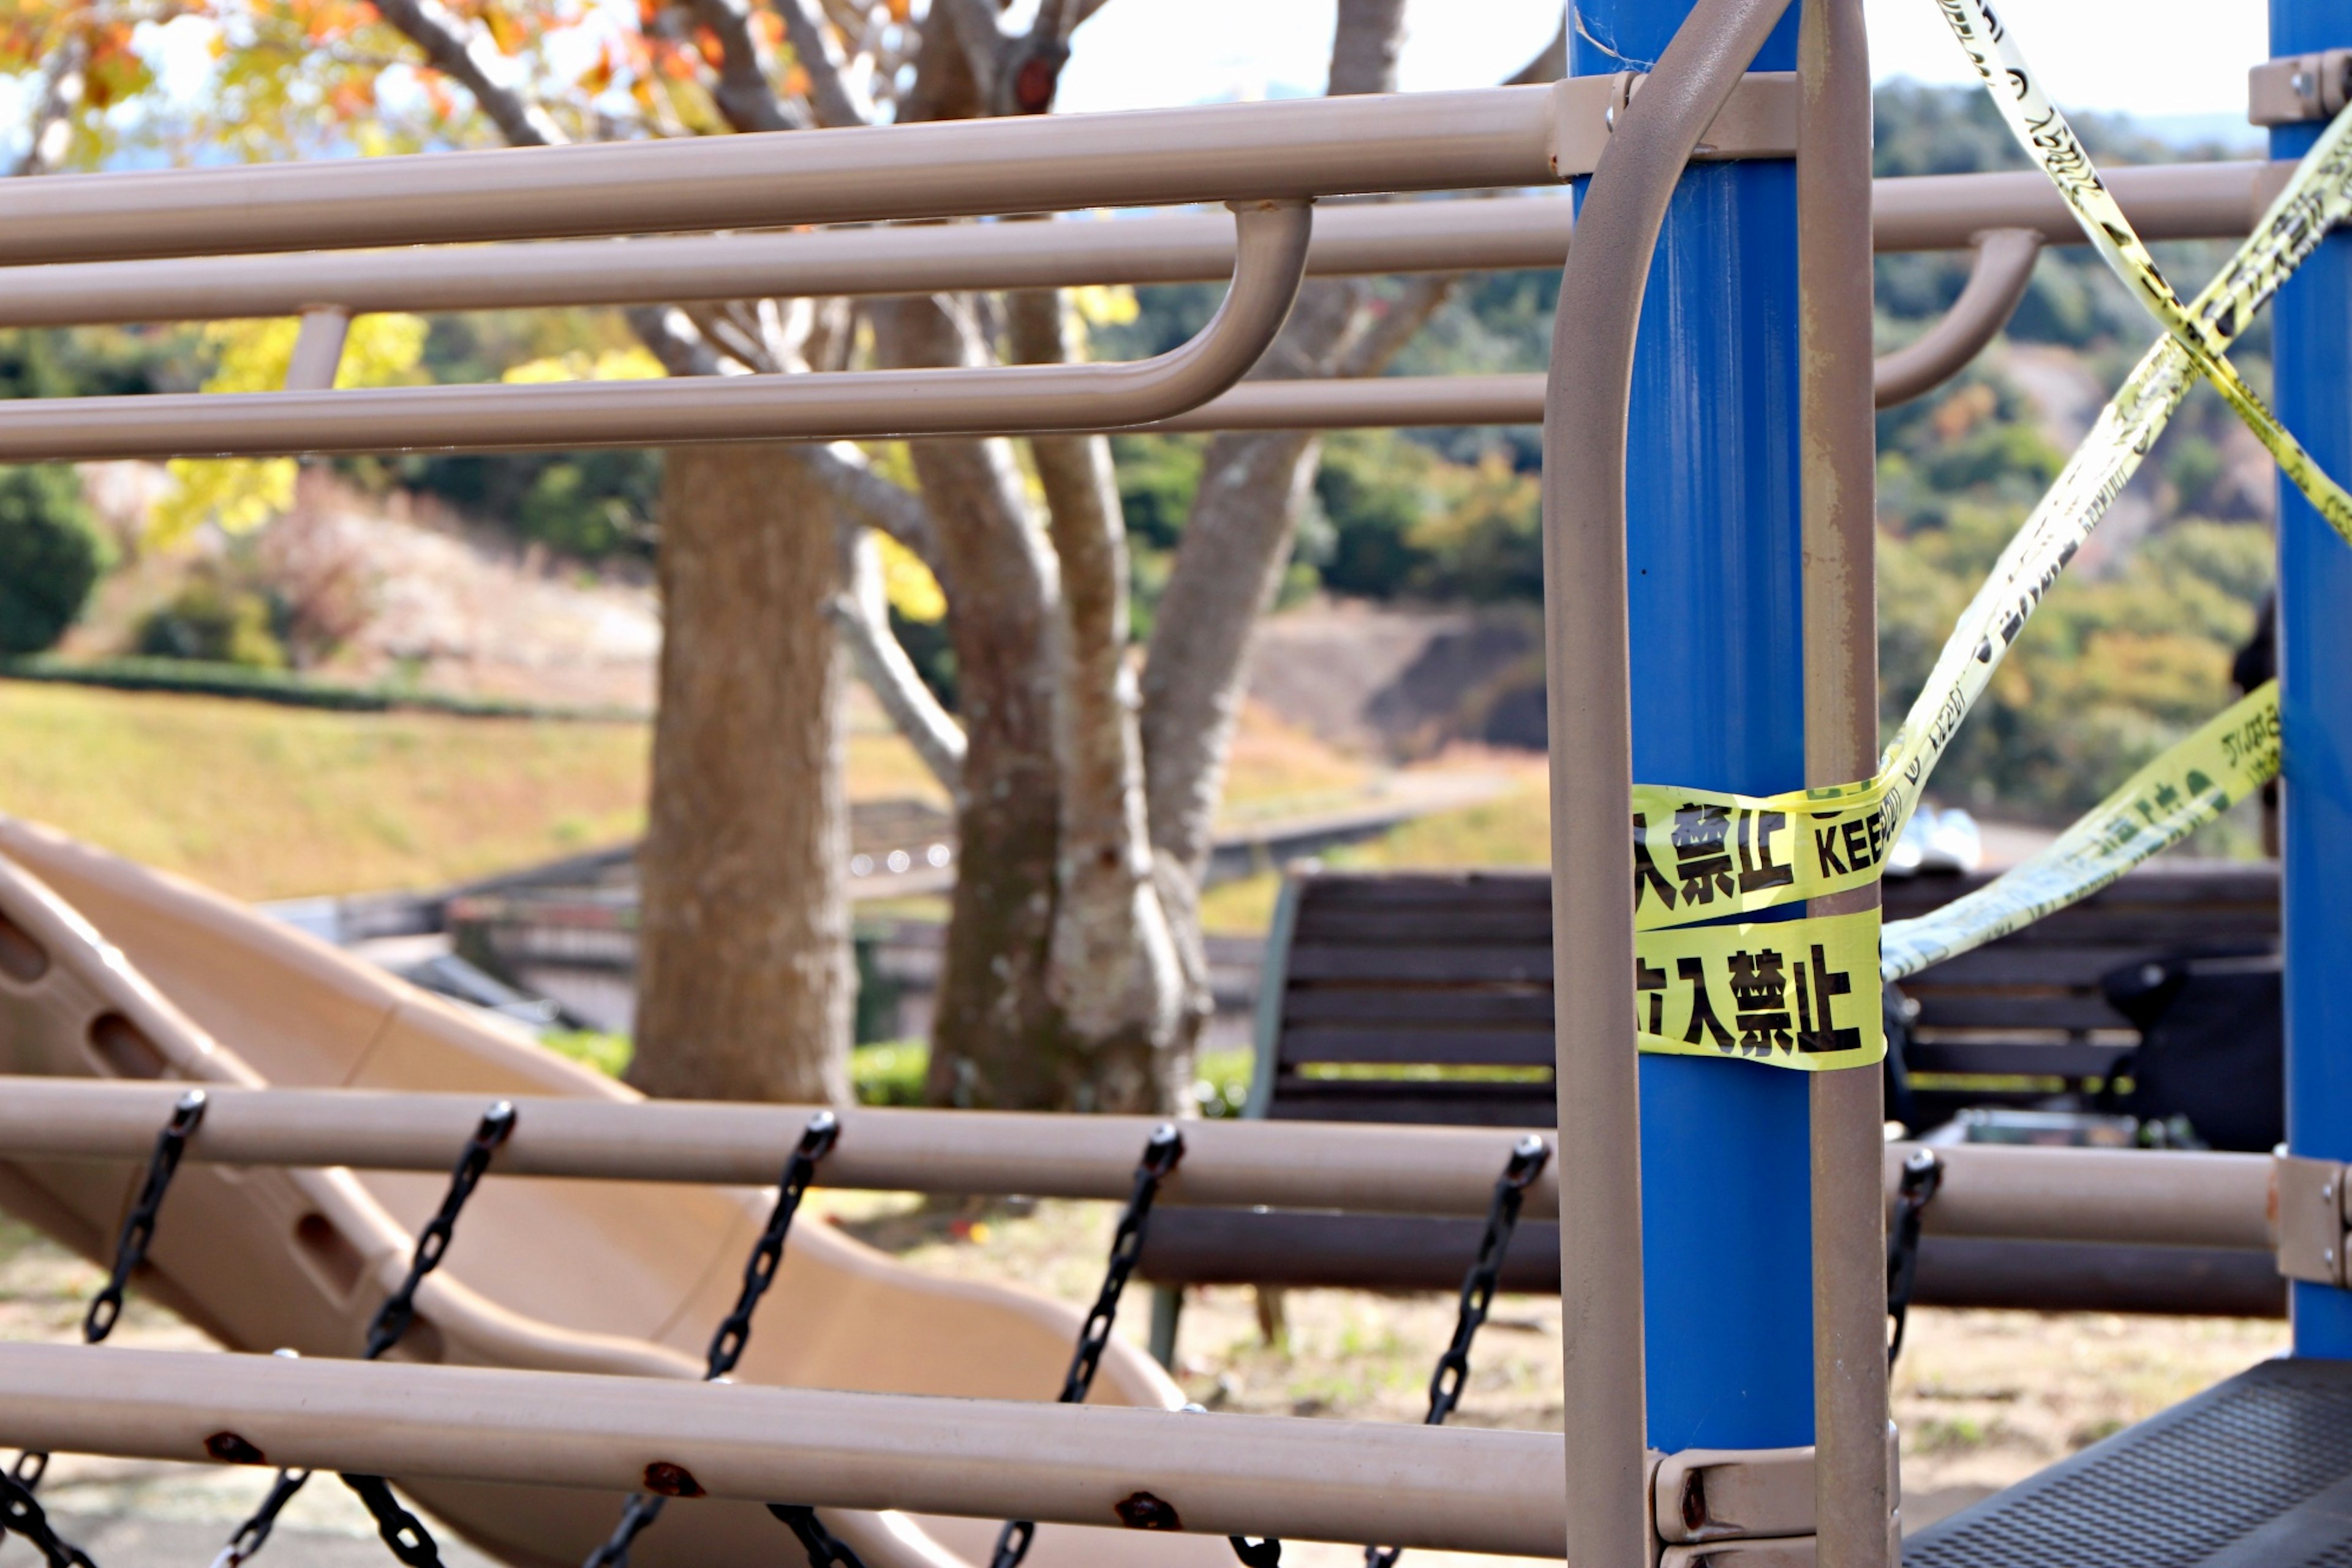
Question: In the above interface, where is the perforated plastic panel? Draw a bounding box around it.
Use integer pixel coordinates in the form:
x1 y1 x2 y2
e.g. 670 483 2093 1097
1905 1358 2352 1568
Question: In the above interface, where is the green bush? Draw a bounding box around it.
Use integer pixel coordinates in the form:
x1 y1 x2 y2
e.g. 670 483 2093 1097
0 466 107 657
133 575 287 669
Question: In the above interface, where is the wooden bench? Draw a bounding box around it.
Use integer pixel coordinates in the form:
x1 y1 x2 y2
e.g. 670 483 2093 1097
1882 859 2278 1131
1136 862 2286 1359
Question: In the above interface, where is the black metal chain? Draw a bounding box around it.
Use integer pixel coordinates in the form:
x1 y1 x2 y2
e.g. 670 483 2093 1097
1886 1147 1944 1366
341 1475 443 1568
364 1102 518 1360
214 1102 515 1568
769 1504 869 1567
87 1089 208 1344
1362 1134 1550 1568
582 1111 843 1568
0 1090 209 1568
990 1122 1185 1568
209 1466 310 1568
0 1468 95 1568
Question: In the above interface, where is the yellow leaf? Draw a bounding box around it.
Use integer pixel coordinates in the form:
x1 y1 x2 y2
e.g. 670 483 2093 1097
876 532 946 624
1071 284 1139 328
151 458 298 548
500 347 669 383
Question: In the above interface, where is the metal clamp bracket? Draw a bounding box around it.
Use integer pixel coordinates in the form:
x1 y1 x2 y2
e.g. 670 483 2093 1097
2250 50 2352 126
1649 1425 1900 1565
1550 71 1798 179
2274 1152 2350 1284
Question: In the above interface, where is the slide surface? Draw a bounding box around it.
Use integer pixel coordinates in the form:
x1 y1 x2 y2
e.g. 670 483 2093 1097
0 818 1232 1568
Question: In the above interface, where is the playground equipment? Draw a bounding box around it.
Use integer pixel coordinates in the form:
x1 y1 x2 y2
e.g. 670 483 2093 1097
2 0 2350 1563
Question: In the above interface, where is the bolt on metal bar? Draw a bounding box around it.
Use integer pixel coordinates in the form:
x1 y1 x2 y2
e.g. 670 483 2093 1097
0 200 1311 462
0 1344 1569 1558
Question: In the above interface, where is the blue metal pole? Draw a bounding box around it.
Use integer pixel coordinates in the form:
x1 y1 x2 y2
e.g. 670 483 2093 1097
2272 0 2352 1360
1569 2 1815 1449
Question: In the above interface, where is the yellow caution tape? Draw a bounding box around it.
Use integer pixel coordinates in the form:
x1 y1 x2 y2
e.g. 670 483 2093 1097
1635 908 1883 1073
1881 681 2280 981
1626 48 2352 1070
1629 778 1887 932
1932 0 2352 540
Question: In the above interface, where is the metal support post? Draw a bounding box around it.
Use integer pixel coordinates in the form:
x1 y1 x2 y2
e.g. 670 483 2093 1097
2272 0 2352 1361
1570 0 1816 1454
1796 0 1889 1561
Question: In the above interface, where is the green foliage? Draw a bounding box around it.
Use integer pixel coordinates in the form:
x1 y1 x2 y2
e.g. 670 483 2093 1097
0 326 188 402
1878 370 2273 822
1314 431 1438 598
133 572 287 669
0 466 107 657
399 450 662 563
852 1040 929 1106
543 1030 632 1077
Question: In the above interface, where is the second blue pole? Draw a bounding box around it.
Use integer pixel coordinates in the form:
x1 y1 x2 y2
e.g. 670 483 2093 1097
1569 0 1817 1452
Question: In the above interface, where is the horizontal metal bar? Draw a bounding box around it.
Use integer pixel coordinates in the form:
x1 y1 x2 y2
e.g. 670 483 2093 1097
0 1082 2272 1250
0 88 1561 265
0 200 1311 459
0 160 2286 330
1145 374 1547 431
1871 159 2282 252
0 1343 1566 1555
0 1078 1564 1220
1888 1141 2273 1252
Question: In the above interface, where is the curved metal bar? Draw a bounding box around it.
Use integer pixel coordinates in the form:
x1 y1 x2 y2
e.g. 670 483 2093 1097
0 200 1311 462
1542 1 1795 1562
1869 227 2042 407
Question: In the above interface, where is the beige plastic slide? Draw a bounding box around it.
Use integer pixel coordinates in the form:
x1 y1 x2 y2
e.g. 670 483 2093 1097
0 816 1234 1568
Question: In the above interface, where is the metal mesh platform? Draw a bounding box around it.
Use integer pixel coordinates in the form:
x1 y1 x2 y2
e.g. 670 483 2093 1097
1906 1357 2352 1568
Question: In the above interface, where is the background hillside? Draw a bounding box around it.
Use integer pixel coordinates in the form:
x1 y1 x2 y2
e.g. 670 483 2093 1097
0 85 2278 870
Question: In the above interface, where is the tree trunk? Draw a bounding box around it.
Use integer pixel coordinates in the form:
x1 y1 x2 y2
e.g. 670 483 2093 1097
869 296 1086 1110
1011 288 1189 1113
630 444 853 1104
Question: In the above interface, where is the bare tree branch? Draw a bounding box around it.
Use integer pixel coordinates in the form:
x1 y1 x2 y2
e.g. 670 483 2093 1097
685 0 812 132
12 36 85 178
1139 0 1418 883
773 0 876 128
1008 287 1183 1046
1334 273 1459 377
1506 17 1569 85
372 0 569 146
802 442 944 571
1326 0 1409 96
834 528 967 797
625 304 735 377
937 0 1008 111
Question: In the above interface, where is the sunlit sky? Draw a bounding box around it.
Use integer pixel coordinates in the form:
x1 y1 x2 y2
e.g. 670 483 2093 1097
0 1 2286 160
1061 1 2270 139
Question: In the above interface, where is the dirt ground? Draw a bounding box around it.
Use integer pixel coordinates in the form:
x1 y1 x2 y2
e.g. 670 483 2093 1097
0 1196 2291 1564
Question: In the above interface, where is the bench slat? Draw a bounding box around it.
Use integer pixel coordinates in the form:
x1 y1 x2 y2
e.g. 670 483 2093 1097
1285 944 1553 984
1908 993 2128 1031
1904 1041 2136 1076
1283 988 1556 1025
1291 908 1558 945
1277 1025 1558 1068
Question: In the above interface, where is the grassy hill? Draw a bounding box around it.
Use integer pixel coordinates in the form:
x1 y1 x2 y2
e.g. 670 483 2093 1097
0 681 1373 903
